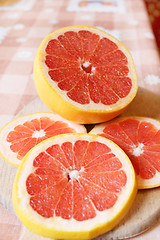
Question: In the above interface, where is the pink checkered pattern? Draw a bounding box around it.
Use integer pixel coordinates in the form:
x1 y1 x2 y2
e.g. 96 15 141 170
0 0 160 239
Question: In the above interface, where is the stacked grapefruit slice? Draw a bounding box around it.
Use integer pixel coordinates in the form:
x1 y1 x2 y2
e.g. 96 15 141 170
91 116 160 189
12 133 137 239
0 112 86 167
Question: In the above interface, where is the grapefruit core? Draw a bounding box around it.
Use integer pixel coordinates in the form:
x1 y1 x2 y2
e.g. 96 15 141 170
90 116 160 189
12 133 136 239
34 26 138 124
0 112 86 167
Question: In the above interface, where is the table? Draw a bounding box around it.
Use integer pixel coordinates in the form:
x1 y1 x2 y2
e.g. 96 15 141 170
0 0 160 239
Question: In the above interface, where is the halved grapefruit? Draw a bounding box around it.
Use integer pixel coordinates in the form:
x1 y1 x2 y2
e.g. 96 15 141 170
12 133 136 239
90 116 160 189
0 112 86 167
34 26 138 124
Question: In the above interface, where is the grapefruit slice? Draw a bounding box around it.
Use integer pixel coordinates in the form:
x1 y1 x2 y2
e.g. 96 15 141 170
0 112 86 167
12 133 136 239
34 26 138 124
90 116 160 189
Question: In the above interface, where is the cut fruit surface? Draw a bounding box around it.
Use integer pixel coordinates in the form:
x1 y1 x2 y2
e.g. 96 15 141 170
34 26 138 124
0 112 86 167
90 116 160 189
12 133 136 239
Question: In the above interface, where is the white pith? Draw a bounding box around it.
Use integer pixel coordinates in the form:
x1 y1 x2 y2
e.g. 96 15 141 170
40 26 138 111
90 116 160 189
132 143 144 157
0 112 86 166
16 133 135 232
68 166 84 180
137 171 160 189
32 129 46 138
81 61 95 74
68 170 79 180
82 61 90 68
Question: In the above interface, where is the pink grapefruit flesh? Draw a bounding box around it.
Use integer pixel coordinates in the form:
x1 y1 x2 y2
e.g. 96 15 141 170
26 140 126 220
7 117 75 160
46 32 131 105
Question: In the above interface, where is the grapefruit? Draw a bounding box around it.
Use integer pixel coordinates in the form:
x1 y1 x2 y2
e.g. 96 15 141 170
12 133 137 239
0 112 86 167
90 116 160 189
33 26 138 124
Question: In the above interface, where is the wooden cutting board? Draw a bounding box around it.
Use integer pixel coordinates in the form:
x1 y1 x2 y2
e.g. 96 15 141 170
1 87 160 240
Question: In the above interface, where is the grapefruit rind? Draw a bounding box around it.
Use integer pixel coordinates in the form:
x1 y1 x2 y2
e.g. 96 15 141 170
0 112 86 167
90 116 160 189
12 133 137 239
34 25 138 124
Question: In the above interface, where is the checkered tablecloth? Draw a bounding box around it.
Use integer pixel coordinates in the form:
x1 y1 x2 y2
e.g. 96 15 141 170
0 0 160 239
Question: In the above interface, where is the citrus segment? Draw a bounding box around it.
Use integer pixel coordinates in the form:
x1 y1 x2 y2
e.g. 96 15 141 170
34 26 138 124
12 133 136 239
90 116 160 189
0 112 86 167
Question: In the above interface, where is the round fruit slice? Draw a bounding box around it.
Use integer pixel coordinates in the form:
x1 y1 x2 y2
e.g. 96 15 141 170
0 112 86 167
34 26 138 124
90 116 160 189
12 133 136 239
